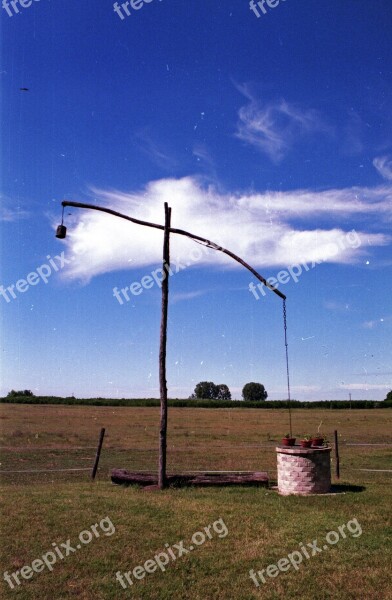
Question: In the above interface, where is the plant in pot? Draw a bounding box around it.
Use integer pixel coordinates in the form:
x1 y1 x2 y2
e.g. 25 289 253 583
317 434 329 447
311 422 325 446
281 433 296 446
300 435 312 448
311 433 325 446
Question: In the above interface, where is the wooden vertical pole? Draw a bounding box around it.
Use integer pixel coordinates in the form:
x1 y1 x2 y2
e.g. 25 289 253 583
334 429 340 479
158 202 171 490
91 427 106 480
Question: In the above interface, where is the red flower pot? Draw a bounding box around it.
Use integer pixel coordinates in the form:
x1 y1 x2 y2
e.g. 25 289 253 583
300 440 312 448
281 437 296 446
311 437 324 447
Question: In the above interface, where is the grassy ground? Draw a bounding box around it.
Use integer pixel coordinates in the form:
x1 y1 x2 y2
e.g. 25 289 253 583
0 405 391 599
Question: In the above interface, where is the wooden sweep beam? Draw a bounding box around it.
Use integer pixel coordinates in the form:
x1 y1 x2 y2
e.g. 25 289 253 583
61 200 286 300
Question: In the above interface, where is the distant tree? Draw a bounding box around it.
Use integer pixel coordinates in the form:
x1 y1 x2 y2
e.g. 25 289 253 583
194 381 219 400
385 390 392 405
7 389 34 397
242 382 268 402
216 384 231 400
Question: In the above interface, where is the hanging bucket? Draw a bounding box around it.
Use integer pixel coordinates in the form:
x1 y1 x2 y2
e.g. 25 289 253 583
56 225 67 239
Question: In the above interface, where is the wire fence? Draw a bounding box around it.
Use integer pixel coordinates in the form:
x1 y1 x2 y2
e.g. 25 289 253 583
1 441 391 486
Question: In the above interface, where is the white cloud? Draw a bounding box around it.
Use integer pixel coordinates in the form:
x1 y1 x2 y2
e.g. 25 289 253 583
290 385 321 393
235 85 330 162
339 383 390 391
373 155 392 181
56 176 391 282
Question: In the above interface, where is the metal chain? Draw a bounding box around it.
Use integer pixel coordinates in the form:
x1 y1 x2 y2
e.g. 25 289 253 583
283 299 293 437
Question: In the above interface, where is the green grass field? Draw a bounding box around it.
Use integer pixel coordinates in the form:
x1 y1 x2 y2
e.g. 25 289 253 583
0 405 391 599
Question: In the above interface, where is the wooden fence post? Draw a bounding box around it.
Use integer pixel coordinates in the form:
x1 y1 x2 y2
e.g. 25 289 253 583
91 427 106 481
334 429 340 479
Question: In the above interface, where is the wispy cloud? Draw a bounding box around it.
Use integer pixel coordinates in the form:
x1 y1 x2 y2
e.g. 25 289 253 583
193 144 215 169
373 155 392 181
353 371 392 377
134 129 178 170
362 315 392 329
56 176 391 282
171 290 208 303
239 184 392 222
342 110 364 156
0 196 29 222
339 383 390 391
290 385 321 393
235 84 330 162
324 301 350 312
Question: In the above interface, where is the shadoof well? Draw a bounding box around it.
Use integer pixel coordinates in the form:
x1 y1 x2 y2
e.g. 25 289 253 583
56 200 307 491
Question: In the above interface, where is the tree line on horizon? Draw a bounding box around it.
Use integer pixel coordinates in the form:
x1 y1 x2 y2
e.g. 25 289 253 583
3 389 392 408
189 381 268 402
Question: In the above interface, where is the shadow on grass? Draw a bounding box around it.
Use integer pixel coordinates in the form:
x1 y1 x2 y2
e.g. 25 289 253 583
330 483 366 493
111 470 270 488
266 480 366 495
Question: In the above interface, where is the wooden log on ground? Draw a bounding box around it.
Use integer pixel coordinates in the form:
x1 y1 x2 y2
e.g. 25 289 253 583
181 472 268 486
111 469 269 487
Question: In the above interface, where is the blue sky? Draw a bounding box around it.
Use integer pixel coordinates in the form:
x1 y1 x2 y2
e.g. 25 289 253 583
1 0 391 400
